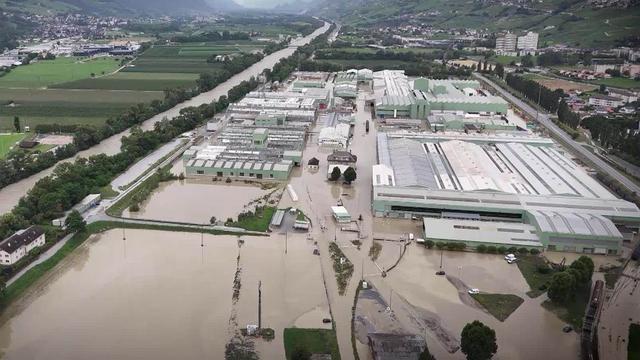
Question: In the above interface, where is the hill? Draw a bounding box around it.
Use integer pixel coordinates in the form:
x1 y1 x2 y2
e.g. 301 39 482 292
317 0 640 48
0 0 224 16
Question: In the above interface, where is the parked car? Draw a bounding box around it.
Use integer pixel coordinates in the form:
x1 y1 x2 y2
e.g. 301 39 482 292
504 254 517 263
468 288 480 295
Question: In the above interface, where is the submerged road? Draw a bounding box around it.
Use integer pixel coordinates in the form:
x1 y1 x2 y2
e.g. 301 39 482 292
474 72 640 195
0 22 331 215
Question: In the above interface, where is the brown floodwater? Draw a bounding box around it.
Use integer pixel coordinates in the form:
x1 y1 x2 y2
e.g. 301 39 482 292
376 245 580 360
0 228 329 360
122 180 272 224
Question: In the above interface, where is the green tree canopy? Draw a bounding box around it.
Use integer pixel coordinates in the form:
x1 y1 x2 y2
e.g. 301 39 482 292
329 166 342 181
460 320 498 360
548 271 577 304
65 210 86 233
343 167 357 184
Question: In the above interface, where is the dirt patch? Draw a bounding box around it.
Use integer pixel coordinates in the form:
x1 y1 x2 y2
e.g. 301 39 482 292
354 283 460 354
534 77 597 93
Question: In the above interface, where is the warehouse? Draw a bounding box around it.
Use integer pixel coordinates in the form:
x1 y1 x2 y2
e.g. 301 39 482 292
373 70 508 119
185 158 293 180
427 112 523 132
373 132 640 254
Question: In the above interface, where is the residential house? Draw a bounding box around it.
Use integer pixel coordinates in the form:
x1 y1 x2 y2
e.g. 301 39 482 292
0 226 46 265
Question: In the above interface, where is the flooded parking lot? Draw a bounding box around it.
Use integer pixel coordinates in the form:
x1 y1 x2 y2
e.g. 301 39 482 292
122 180 274 224
367 244 580 360
0 228 329 360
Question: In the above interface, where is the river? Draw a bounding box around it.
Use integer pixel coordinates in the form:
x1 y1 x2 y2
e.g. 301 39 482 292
0 22 330 215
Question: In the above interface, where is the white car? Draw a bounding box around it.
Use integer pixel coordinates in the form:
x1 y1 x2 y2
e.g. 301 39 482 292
468 288 480 295
504 254 517 262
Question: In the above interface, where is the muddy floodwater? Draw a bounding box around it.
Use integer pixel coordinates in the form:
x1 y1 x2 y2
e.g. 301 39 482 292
370 244 580 360
0 229 329 360
122 180 273 224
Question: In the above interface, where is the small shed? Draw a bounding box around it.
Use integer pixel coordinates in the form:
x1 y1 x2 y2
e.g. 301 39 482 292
331 206 351 223
308 157 320 170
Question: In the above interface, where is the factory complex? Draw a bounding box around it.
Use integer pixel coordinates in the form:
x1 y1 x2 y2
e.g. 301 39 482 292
373 130 640 254
373 70 509 119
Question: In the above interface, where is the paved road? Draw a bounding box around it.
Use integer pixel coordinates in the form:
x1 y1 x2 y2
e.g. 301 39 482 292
474 73 640 195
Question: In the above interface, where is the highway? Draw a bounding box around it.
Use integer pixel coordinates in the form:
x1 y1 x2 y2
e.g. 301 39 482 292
474 72 640 195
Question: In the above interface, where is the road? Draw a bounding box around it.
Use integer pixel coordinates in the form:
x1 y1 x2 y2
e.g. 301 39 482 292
474 73 640 195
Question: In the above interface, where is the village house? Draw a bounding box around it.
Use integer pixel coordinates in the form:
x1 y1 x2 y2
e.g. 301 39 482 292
0 226 46 265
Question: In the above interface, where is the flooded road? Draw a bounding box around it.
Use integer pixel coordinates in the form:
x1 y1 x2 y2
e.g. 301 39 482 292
0 228 329 360
0 22 330 215
122 180 272 224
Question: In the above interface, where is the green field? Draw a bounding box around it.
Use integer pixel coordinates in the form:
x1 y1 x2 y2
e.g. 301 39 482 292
471 293 524 322
0 133 26 158
0 57 121 88
52 72 199 91
592 77 640 90
516 256 555 298
123 43 259 74
0 88 164 130
325 47 438 54
283 328 341 360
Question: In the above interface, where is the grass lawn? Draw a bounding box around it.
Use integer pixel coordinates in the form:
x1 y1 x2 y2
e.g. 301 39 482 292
100 185 119 199
0 132 26 158
516 255 555 298
283 328 341 360
471 293 524 321
228 206 276 232
629 323 640 360
0 57 121 88
541 283 591 330
592 77 640 90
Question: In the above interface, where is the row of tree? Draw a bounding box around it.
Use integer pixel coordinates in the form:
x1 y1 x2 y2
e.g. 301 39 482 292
171 30 250 43
582 115 640 162
0 53 267 191
0 22 338 240
505 73 564 113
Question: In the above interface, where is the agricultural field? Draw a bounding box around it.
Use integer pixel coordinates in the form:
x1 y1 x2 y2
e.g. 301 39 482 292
524 74 598 93
52 72 199 91
0 88 164 131
324 47 439 54
319 59 416 69
0 133 26 158
122 43 263 74
0 57 121 88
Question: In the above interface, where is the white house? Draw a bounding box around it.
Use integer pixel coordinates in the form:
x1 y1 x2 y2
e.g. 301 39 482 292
589 95 625 108
0 226 46 265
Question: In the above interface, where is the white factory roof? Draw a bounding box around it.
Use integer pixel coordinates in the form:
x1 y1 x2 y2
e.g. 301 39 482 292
529 210 622 238
381 136 615 199
373 185 640 221
372 164 395 186
383 131 554 146
422 218 542 248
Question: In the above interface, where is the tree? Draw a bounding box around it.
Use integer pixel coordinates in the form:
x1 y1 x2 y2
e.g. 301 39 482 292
599 84 607 94
13 116 20 132
547 271 576 304
494 63 504 78
210 216 217 225
521 55 534 68
460 320 498 360
329 166 342 181
65 210 86 232
343 167 357 184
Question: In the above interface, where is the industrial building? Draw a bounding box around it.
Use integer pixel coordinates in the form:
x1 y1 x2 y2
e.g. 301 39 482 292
427 112 524 132
373 71 508 119
373 132 640 254
334 71 358 99
292 71 330 89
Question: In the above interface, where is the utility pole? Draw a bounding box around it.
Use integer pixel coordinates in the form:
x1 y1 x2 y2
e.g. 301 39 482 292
258 281 262 330
536 85 542 123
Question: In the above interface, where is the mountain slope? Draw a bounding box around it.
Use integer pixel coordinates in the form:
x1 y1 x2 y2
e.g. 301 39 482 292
317 0 640 48
0 0 217 15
